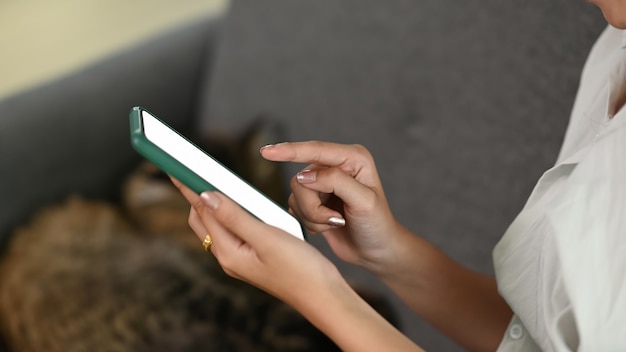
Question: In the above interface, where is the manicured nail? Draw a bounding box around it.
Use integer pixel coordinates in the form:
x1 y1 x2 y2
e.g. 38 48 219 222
327 216 346 227
260 142 288 152
296 170 317 183
200 192 221 210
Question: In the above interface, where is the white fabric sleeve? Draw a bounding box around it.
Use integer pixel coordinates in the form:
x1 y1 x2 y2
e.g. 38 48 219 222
548 123 626 351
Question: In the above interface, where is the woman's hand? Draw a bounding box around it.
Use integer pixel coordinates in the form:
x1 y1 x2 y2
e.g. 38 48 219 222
260 141 404 272
262 142 512 351
171 179 344 307
172 178 423 352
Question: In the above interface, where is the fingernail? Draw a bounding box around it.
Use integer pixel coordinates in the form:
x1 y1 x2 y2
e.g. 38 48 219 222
296 170 317 183
260 142 288 152
327 216 346 227
200 192 221 211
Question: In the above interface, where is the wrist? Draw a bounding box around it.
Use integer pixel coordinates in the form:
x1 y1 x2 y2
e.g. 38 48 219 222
291 268 422 352
357 222 416 277
280 257 347 311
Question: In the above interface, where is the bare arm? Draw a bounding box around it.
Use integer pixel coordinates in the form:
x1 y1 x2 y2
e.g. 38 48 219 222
295 266 423 352
372 224 512 351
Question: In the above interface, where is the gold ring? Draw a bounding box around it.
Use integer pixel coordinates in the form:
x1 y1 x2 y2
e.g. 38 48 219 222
202 234 213 252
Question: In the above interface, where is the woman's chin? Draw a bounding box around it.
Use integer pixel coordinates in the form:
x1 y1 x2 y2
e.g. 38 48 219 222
590 1 626 29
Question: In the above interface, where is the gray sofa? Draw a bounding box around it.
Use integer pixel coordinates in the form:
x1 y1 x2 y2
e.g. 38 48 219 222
0 1 607 350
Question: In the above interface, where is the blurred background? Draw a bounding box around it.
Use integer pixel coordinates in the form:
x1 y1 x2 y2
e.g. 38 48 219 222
0 0 227 99
0 1 608 351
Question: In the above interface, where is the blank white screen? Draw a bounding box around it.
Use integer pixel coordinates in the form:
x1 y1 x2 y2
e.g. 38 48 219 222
141 110 304 240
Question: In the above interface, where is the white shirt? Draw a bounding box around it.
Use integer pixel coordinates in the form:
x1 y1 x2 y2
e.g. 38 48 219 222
493 25 626 351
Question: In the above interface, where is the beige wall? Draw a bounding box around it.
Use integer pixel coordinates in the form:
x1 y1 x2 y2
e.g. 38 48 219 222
0 0 228 99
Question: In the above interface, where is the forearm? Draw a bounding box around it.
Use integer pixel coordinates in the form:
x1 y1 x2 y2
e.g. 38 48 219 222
369 225 512 352
289 271 424 352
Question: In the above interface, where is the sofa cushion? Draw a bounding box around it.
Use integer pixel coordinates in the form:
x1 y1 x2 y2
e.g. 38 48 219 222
0 16 221 250
197 1 606 350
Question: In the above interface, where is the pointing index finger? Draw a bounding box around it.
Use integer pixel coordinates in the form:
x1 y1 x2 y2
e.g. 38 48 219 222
261 141 365 169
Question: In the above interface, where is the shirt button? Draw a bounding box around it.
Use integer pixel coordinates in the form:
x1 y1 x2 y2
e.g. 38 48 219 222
508 323 524 340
